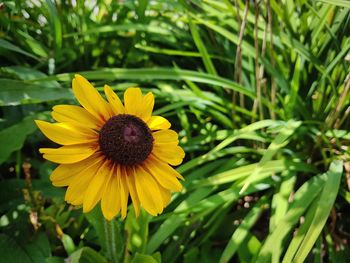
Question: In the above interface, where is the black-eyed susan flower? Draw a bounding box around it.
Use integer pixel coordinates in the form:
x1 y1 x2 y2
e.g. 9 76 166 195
35 74 185 220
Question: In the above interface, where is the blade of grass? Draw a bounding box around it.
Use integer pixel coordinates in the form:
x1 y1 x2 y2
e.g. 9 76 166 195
289 160 343 263
256 173 328 263
146 187 214 254
0 39 39 60
219 197 268 263
282 199 319 263
33 68 256 98
46 0 62 58
318 0 350 8
64 24 172 37
196 159 315 188
188 17 218 76
240 120 301 193
269 171 296 232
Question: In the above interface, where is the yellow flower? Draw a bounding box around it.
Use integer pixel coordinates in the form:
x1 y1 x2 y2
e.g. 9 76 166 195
35 74 185 220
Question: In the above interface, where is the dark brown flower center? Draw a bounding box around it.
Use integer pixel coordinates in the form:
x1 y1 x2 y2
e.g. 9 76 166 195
99 114 153 166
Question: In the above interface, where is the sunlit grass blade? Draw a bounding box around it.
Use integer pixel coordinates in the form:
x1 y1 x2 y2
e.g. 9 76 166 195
188 17 218 76
269 172 296 232
256 173 328 263
35 68 256 99
64 24 172 37
195 159 315 188
284 160 343 263
281 199 319 263
318 0 350 8
239 120 301 193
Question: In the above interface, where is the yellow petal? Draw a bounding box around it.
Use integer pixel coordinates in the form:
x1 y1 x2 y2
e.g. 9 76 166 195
101 165 121 220
138 92 154 122
104 85 124 115
119 166 129 219
83 160 111 213
134 166 163 216
147 116 171 130
158 185 171 207
152 129 179 144
52 105 103 130
144 156 184 191
124 88 155 121
124 87 143 116
39 143 98 164
72 74 112 122
65 158 103 205
125 166 140 217
35 120 97 145
50 154 100 186
152 144 185 166
50 164 73 186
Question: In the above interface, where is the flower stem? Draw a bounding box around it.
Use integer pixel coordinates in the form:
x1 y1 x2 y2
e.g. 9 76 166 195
103 218 119 263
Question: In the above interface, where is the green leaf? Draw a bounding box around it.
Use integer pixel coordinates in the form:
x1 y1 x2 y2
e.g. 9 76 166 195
69 247 107 263
135 0 149 22
240 120 302 193
238 234 262 263
0 66 60 88
188 18 218 76
256 173 328 263
0 116 37 164
287 160 343 263
147 187 214 253
210 120 285 153
16 30 48 58
45 0 62 53
0 232 50 263
191 14 255 57
282 198 319 263
0 79 72 106
269 172 296 232
64 24 172 37
130 253 161 263
135 44 236 64
196 159 314 188
318 0 350 8
37 68 256 99
219 197 268 263
178 181 270 217
0 39 39 60
45 257 65 263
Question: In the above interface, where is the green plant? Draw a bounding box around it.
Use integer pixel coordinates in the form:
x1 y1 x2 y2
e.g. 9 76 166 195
0 0 349 262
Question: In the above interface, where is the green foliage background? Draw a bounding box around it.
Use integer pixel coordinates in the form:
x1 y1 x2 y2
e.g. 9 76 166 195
1 0 350 262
